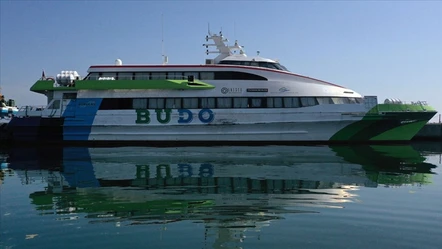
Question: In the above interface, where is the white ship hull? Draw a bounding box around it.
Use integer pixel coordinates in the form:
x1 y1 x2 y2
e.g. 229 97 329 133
84 105 361 141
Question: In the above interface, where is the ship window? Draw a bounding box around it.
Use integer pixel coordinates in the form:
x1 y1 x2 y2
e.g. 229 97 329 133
200 72 215 80
233 98 248 108
214 71 267 81
87 73 100 80
63 93 77 99
267 97 283 108
260 62 279 70
292 97 301 107
225 60 242 65
46 91 54 104
200 98 216 108
151 73 167 80
249 98 266 108
283 97 300 108
183 98 198 109
149 98 165 109
219 60 232 65
220 60 289 71
120 98 133 109
99 98 132 110
317 97 333 105
332 97 345 104
276 63 289 71
355 98 364 104
269 63 279 70
258 62 268 68
48 99 60 109
134 73 150 80
184 72 199 79
167 72 184 80
283 98 292 108
133 98 148 109
267 97 274 108
119 72 133 80
102 72 116 78
274 97 283 108
166 98 182 108
217 98 232 108
301 97 318 107
347 97 357 104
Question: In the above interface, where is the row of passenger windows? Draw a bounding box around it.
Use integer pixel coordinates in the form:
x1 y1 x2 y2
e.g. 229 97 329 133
86 71 267 81
99 97 363 110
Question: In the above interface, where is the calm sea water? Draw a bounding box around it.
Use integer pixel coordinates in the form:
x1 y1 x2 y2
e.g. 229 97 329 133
1 143 441 249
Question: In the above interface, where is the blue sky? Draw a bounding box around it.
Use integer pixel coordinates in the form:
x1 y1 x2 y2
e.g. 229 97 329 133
1 1 441 121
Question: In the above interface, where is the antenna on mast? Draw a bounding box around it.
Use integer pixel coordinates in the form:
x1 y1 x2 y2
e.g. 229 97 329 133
161 13 168 65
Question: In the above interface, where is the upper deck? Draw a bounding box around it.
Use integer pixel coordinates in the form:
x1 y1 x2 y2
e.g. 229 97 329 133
85 30 342 88
32 31 356 96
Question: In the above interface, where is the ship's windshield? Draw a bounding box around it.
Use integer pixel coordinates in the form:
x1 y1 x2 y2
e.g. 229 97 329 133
219 60 290 72
274 63 289 71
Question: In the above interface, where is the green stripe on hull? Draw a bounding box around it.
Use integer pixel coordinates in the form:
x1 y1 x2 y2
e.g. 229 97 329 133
31 79 215 92
329 120 379 141
370 120 428 141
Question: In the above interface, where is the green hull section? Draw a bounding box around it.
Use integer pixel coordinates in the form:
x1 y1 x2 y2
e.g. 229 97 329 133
374 103 436 112
331 104 437 141
370 120 428 141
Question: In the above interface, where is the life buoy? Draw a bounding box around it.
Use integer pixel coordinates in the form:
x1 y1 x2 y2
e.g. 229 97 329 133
46 77 54 81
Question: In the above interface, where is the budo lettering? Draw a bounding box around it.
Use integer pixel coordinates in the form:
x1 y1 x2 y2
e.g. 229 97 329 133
136 108 215 124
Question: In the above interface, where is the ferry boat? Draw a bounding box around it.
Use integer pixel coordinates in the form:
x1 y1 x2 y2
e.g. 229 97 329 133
8 31 437 144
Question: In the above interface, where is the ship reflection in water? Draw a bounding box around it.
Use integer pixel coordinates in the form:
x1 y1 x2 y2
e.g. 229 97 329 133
2 145 438 248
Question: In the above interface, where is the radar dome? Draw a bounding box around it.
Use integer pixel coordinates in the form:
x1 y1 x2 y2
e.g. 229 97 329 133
115 59 122 66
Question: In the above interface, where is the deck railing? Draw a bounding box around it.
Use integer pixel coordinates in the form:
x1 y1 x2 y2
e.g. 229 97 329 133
17 106 46 117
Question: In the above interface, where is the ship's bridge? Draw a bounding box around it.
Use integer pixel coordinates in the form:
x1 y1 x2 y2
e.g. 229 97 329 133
204 31 290 72
218 55 290 72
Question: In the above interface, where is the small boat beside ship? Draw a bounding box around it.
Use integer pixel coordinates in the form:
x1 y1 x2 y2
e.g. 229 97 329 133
7 31 438 144
0 91 18 124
